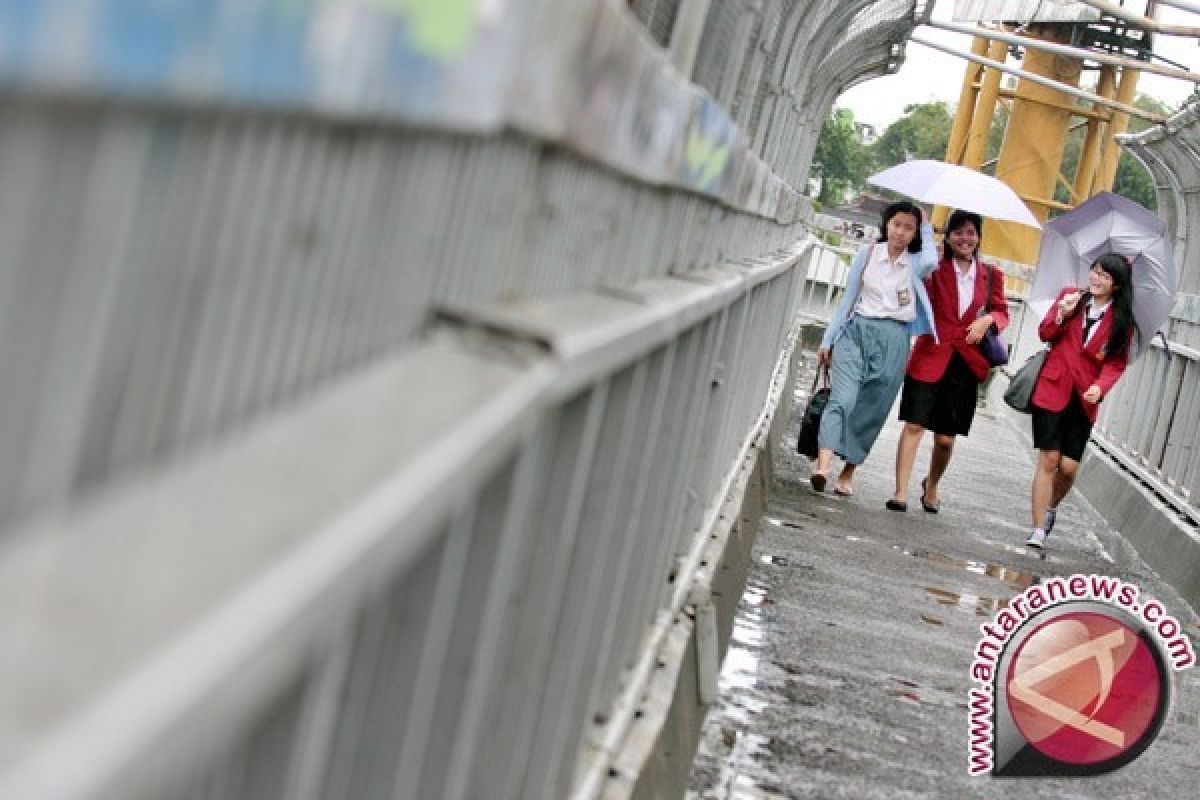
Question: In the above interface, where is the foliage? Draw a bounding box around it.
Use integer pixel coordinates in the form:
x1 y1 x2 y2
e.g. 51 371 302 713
1110 95 1169 210
1048 93 1162 210
870 102 953 168
1113 153 1156 210
812 108 871 206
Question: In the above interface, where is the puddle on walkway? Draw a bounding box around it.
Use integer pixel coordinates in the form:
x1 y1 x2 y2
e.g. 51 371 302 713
758 553 814 569
890 545 1042 590
690 580 793 798
924 586 1008 616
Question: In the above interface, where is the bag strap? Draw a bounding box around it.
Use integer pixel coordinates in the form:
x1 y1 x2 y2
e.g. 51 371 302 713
977 261 993 319
809 362 831 393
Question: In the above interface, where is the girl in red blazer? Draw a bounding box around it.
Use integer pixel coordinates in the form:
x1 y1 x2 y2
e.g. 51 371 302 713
889 210 1009 512
1026 253 1135 549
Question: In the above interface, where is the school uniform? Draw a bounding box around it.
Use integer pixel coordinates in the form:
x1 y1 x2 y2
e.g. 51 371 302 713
817 224 938 464
900 256 1010 436
1030 287 1130 461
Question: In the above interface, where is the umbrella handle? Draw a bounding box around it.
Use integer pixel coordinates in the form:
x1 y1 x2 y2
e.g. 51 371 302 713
1155 330 1171 355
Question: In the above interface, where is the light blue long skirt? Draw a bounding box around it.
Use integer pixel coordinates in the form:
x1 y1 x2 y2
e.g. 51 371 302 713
818 315 910 465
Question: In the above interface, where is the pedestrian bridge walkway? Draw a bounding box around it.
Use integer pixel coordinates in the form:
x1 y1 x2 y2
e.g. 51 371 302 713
686 359 1200 797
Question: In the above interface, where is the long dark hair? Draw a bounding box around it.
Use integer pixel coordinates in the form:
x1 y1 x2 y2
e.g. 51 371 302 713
1091 253 1136 356
944 209 983 258
877 201 924 254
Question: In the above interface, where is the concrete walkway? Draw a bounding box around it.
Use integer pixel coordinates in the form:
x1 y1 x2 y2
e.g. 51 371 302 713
687 354 1200 798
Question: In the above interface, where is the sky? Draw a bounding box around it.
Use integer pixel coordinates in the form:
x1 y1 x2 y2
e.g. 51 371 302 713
838 2 1200 129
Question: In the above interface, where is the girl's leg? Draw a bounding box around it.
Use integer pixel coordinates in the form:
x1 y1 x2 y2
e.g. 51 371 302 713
836 462 857 493
814 447 834 486
924 434 956 505
1052 456 1080 507
893 422 925 502
1031 449 1061 528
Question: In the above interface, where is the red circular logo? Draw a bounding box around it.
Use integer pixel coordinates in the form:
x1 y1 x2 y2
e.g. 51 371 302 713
1005 611 1163 766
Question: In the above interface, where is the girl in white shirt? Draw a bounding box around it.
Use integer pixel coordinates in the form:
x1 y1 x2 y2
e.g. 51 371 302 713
811 201 939 495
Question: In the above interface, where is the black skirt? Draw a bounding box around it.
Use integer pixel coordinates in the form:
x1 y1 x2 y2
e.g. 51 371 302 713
1032 392 1093 462
898 351 980 437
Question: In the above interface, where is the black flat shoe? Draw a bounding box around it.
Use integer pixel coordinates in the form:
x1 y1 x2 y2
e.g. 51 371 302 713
885 499 908 512
810 473 827 493
920 478 940 514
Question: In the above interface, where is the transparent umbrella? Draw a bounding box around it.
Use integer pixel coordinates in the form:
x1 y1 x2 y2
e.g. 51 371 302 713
867 159 1041 228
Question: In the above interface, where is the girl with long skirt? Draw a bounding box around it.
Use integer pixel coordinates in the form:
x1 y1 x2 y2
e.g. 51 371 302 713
811 201 938 495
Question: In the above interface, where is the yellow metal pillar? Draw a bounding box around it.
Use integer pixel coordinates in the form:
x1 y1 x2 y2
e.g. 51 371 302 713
1072 65 1116 203
945 37 990 165
989 25 1082 265
963 39 1008 171
1096 65 1141 192
935 36 990 231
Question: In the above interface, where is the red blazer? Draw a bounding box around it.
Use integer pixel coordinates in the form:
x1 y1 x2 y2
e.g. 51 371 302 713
1031 287 1130 422
907 258 1010 382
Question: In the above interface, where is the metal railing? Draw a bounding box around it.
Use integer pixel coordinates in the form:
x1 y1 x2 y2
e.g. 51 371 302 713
0 2 925 798
1095 339 1200 524
1089 104 1200 524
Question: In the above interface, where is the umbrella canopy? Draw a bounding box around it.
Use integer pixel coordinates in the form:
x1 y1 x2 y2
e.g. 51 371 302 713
1029 191 1177 361
867 159 1041 228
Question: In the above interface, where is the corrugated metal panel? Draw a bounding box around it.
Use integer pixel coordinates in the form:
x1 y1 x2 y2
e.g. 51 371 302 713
952 0 1102 23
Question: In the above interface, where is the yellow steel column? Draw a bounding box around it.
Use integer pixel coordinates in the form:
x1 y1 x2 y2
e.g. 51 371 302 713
963 39 1008 171
1096 65 1141 192
945 36 990 165
935 36 990 231
1072 65 1116 203
988 25 1082 265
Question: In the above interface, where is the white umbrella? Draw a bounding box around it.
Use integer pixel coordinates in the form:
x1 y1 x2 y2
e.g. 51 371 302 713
1029 191 1176 361
867 159 1041 229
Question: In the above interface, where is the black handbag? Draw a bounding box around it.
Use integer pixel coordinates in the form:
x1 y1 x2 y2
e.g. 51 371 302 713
797 364 831 459
1003 349 1047 413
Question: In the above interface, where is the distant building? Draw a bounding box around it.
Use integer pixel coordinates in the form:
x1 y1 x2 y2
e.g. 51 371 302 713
855 122 878 145
815 192 889 241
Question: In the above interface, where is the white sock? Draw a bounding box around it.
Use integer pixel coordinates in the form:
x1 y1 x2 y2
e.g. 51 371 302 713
1032 527 1045 537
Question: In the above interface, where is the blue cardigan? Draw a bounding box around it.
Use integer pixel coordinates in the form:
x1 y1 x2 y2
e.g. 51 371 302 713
819 223 940 349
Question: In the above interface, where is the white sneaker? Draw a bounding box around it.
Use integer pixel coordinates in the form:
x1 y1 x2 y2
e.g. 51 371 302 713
1043 508 1057 535
1026 529 1046 550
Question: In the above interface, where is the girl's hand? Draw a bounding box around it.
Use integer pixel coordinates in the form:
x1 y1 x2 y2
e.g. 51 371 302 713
965 315 992 345
1058 290 1083 317
1082 384 1102 404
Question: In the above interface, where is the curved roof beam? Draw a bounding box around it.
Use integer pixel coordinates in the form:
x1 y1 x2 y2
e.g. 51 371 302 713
1075 0 1200 36
925 19 1200 85
908 33 1167 122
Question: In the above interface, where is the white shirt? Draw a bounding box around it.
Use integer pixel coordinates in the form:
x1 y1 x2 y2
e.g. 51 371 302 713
1083 299 1110 345
855 244 916 322
954 258 978 318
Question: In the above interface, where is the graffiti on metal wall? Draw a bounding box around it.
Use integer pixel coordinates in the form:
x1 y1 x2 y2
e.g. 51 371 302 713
0 0 520 127
681 96 739 197
0 0 800 220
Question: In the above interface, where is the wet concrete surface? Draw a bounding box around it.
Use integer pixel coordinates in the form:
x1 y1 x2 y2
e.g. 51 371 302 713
686 355 1200 798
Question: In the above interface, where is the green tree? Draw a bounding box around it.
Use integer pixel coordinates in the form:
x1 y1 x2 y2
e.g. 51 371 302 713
1109 94 1169 210
985 102 1009 164
812 108 871 206
1042 94 1163 209
871 102 953 168
1113 152 1157 209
